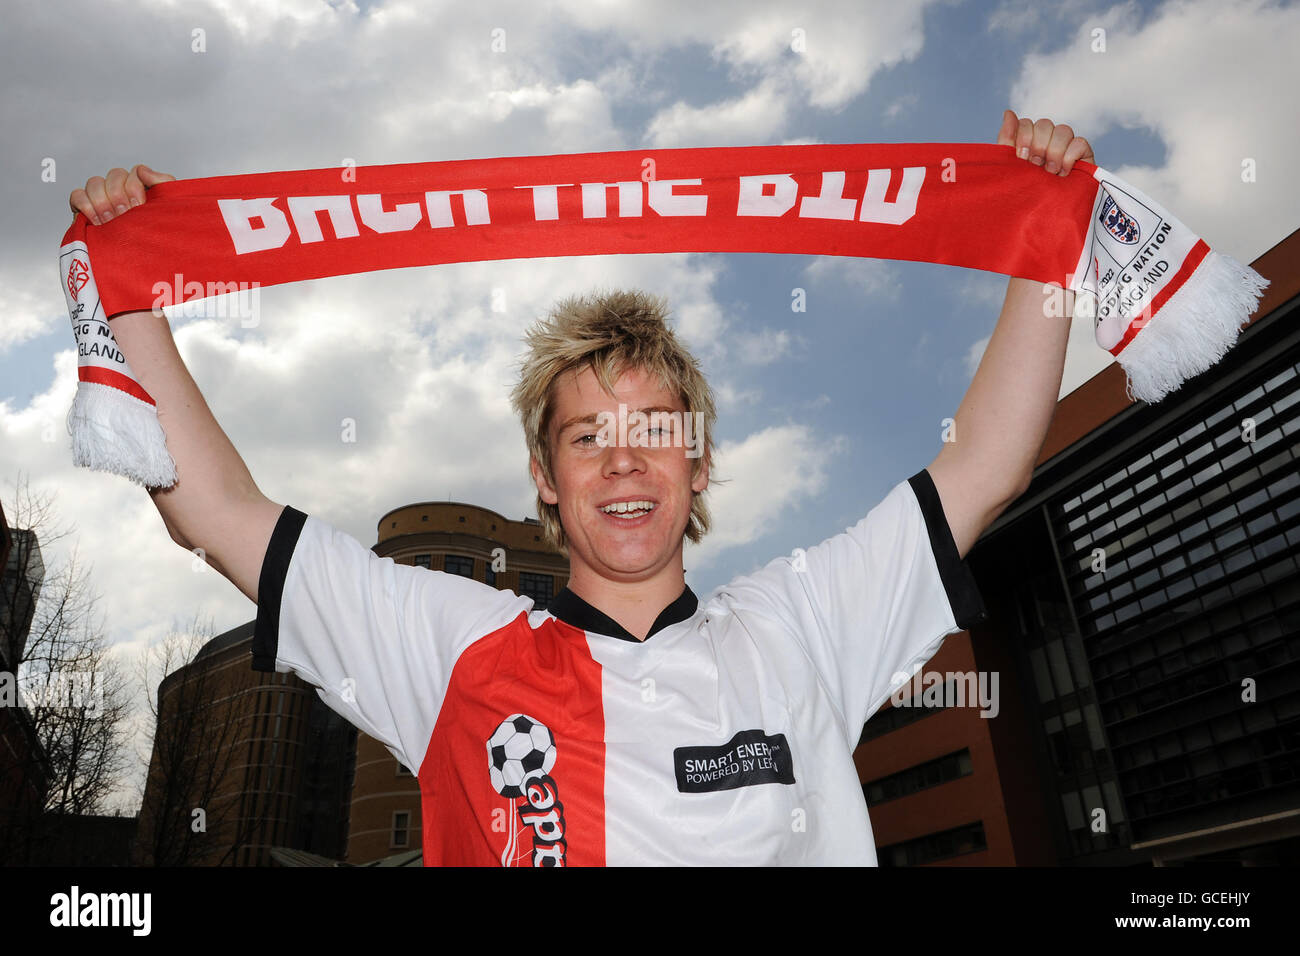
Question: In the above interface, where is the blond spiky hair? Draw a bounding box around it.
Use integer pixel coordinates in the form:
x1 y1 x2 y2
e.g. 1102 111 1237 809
509 289 719 557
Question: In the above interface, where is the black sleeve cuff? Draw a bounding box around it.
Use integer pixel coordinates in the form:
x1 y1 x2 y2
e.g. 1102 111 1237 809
906 469 988 630
252 506 309 672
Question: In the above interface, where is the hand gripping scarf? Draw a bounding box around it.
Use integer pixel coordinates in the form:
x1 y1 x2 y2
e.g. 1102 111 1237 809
58 142 1267 488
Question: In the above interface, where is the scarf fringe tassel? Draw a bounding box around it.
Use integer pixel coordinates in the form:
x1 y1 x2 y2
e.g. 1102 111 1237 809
1117 251 1269 405
67 381 177 488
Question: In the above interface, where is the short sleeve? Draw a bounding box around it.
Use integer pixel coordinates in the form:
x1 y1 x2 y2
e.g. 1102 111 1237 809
252 506 535 773
722 469 987 744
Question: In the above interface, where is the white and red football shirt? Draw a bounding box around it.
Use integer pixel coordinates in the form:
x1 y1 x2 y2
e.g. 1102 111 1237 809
252 468 986 865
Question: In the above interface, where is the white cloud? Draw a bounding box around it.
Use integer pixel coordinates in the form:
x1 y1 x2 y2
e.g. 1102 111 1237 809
0 284 57 354
733 327 797 366
955 272 1008 312
205 0 358 37
884 92 919 123
803 256 903 300
1060 309 1115 397
1005 0 1300 395
647 80 791 148
986 0 1097 36
558 0 940 110
713 381 763 411
685 424 844 569
637 1 943 146
484 78 622 152
1009 0 1300 262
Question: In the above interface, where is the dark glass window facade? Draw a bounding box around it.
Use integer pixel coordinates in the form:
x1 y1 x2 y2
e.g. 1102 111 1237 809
1052 354 1300 840
971 510 1129 858
969 318 1300 861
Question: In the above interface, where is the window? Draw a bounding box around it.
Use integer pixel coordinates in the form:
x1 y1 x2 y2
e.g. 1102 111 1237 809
859 685 951 741
862 750 973 806
518 572 554 605
444 554 473 577
413 554 432 569
877 822 987 866
1027 345 1300 848
392 811 410 848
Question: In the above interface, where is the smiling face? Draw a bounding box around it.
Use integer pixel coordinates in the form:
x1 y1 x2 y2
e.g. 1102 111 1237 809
530 363 709 588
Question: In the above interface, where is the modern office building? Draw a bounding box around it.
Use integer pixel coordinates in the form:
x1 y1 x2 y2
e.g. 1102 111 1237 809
857 229 1300 866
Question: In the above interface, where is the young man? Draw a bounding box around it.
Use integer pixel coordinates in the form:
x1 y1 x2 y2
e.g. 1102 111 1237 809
70 111 1093 865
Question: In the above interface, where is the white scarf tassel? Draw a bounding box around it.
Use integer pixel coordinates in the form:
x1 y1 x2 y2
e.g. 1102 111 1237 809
1116 250 1270 405
67 380 177 488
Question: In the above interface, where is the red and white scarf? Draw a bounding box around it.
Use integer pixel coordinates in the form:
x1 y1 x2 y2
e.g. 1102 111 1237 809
58 142 1267 488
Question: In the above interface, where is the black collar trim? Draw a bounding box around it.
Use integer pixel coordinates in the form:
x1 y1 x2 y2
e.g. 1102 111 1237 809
546 584 698 643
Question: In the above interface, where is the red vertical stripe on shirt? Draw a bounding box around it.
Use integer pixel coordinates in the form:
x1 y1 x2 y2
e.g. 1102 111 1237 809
417 613 606 866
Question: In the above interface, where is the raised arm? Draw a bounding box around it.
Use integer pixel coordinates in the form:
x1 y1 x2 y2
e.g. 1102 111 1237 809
927 111 1095 559
69 165 285 603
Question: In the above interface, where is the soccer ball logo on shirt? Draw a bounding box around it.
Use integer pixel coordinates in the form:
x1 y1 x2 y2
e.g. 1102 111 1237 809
486 714 567 866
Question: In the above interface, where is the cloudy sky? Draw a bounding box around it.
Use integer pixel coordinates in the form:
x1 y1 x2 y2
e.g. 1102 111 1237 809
2 0 1298 812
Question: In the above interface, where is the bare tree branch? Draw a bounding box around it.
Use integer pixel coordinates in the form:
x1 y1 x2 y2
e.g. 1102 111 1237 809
1 471 132 864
